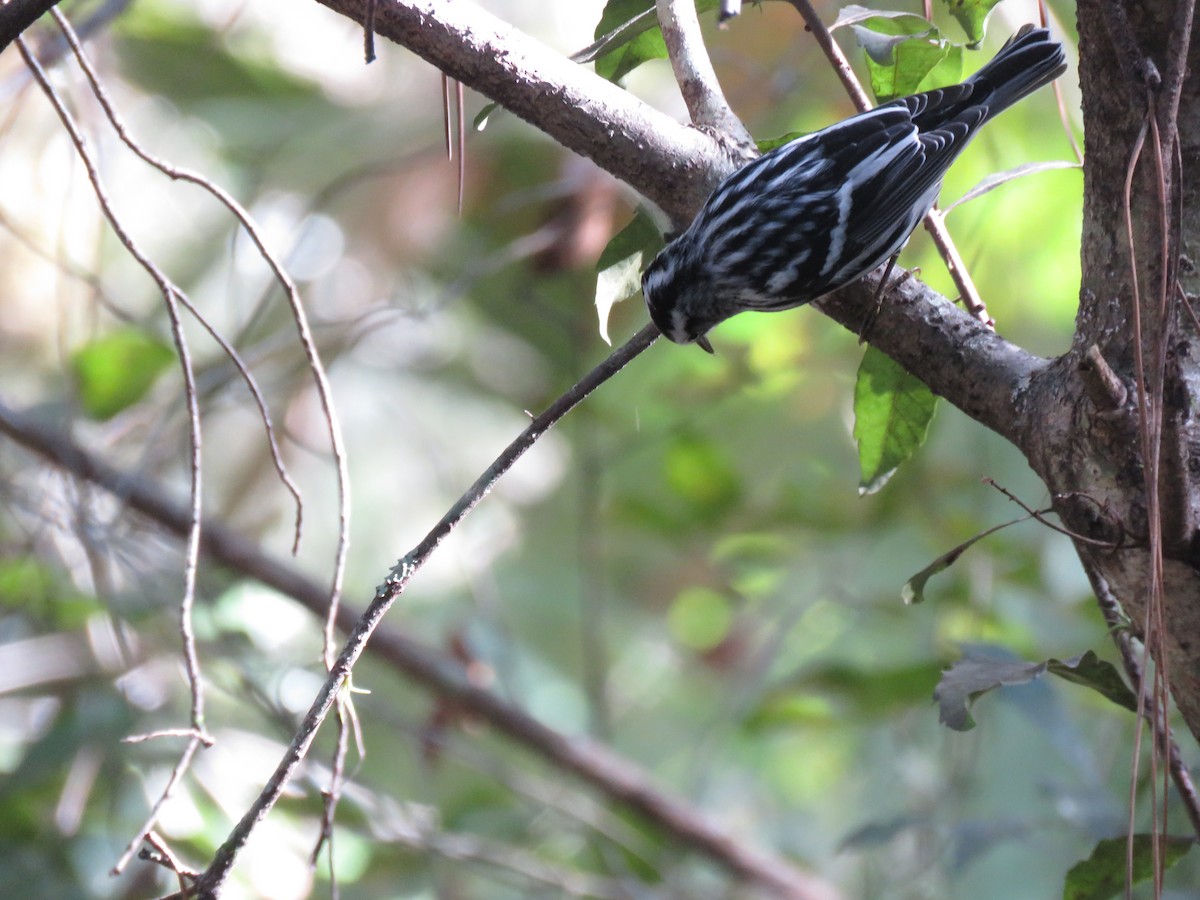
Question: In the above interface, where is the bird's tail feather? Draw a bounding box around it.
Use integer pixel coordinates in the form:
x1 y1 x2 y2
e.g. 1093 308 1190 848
969 25 1067 118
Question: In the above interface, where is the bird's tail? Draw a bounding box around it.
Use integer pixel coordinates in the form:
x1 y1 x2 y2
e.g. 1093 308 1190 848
968 25 1067 118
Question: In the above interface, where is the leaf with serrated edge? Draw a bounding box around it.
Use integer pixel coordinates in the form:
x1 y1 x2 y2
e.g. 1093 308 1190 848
934 648 1047 731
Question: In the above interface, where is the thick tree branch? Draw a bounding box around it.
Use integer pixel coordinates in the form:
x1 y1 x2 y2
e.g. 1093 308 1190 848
0 0 57 52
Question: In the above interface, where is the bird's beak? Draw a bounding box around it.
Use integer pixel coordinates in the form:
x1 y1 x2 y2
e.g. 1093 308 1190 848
696 335 715 354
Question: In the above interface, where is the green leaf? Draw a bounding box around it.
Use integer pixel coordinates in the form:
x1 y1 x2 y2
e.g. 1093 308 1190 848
853 346 937 494
1063 835 1194 900
71 330 175 420
596 208 664 343
590 1 721 82
941 0 1004 47
846 13 963 102
593 0 666 81
1045 651 1139 713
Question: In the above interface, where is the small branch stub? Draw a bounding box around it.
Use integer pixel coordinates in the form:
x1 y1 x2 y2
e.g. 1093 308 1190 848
1080 344 1129 410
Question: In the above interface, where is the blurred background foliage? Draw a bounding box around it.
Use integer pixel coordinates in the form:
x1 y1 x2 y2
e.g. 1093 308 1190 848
0 0 1194 897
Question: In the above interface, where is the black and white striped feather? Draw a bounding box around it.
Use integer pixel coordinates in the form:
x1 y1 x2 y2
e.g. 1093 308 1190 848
642 25 1067 348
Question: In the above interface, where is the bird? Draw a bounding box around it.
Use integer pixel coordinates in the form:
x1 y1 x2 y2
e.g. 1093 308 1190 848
641 25 1067 353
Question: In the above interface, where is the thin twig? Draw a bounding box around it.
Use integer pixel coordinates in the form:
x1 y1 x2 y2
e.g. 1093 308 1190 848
193 323 658 896
122 728 214 745
140 830 200 892
310 705 352 894
982 477 1121 548
14 33 213 878
49 9 306 555
55 13 358 859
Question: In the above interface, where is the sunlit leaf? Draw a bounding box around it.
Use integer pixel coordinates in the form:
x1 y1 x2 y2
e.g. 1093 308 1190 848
596 208 664 343
577 3 659 65
845 14 964 102
591 0 721 81
854 346 937 495
71 330 175 420
1063 835 1194 900
941 0 1004 47
832 5 931 31
593 0 666 81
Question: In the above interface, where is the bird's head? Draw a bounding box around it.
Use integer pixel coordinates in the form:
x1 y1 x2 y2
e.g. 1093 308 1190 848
642 247 718 353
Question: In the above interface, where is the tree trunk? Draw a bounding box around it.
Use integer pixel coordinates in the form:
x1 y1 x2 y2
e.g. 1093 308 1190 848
1021 0 1200 738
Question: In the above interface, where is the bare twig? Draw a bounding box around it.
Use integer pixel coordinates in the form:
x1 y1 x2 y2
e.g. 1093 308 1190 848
655 0 755 155
982 477 1122 548
48 9 307 554
54 11 358 858
139 830 200 894
15 33 213 877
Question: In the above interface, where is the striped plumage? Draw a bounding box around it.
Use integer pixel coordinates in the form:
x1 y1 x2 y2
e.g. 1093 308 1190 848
642 25 1066 351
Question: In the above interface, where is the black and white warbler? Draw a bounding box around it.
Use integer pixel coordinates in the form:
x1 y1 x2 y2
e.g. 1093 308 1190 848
642 25 1067 352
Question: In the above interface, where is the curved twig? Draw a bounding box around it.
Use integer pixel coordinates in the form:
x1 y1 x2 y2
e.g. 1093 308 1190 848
14 32 213 877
